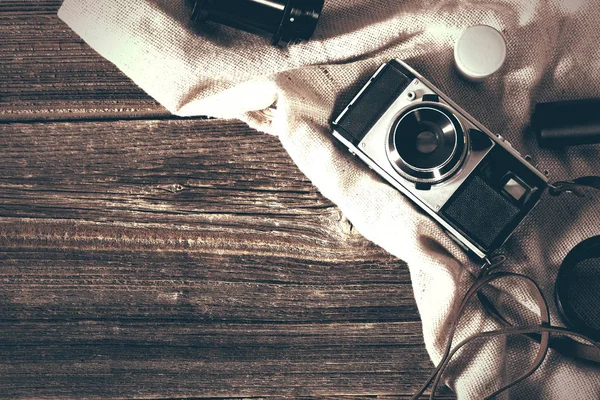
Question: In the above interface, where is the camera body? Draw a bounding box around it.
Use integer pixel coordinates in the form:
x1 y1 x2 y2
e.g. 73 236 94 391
331 60 548 259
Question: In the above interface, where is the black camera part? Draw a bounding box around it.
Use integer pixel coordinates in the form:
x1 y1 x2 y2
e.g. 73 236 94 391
333 61 415 146
555 236 600 342
192 0 324 46
533 98 600 148
441 145 545 252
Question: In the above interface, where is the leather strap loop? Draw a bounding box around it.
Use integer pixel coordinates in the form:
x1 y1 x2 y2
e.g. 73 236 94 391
549 176 600 197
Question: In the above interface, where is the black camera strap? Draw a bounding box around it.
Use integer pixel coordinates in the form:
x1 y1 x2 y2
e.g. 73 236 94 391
477 254 600 364
412 179 600 399
411 262 600 400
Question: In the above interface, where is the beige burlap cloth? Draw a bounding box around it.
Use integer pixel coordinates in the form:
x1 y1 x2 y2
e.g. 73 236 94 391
59 0 600 398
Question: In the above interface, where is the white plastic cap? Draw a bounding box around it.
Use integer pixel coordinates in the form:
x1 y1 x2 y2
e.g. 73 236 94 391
454 25 507 82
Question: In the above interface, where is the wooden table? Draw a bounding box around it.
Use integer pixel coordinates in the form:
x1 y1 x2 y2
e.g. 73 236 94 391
0 2 452 398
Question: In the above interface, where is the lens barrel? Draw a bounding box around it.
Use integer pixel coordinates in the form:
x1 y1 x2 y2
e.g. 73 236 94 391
387 105 468 184
192 0 324 46
533 98 600 147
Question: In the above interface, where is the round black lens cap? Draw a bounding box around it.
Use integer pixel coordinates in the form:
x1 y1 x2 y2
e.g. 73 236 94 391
555 236 600 341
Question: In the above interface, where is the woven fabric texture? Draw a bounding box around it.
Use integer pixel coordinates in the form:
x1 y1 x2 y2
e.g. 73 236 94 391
58 1 600 398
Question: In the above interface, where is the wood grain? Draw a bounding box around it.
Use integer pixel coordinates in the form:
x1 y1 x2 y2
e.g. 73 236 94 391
0 118 451 398
0 119 416 323
0 2 455 399
0 0 167 121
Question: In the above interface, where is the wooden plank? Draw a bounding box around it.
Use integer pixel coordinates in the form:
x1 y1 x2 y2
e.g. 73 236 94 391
0 1 167 121
0 117 452 398
0 320 432 398
0 247 418 323
0 119 416 322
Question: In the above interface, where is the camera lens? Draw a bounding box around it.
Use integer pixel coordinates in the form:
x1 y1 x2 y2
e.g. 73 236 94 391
387 105 468 184
415 131 439 154
192 0 324 46
397 108 456 169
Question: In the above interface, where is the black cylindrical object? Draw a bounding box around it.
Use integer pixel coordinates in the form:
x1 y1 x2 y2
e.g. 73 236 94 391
192 0 324 46
532 98 600 148
555 236 600 342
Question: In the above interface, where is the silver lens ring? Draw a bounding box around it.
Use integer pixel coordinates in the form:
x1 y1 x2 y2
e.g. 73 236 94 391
387 103 469 184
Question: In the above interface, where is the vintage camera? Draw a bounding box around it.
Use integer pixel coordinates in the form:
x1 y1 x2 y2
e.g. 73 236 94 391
331 60 549 259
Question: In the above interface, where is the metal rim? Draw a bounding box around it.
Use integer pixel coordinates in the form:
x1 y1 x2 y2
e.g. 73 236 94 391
274 0 324 45
386 103 469 184
272 0 292 45
555 236 600 341
191 0 209 21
